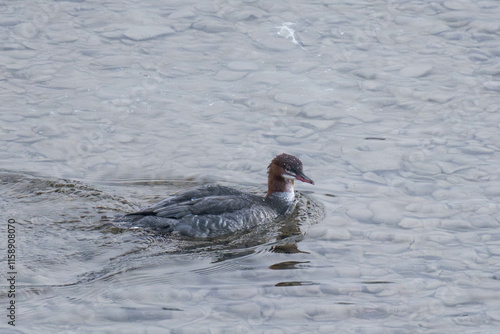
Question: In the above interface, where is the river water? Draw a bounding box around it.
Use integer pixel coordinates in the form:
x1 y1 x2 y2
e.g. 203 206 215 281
1 0 500 333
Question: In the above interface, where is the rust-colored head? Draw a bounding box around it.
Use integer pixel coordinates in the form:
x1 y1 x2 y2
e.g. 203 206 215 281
266 153 314 197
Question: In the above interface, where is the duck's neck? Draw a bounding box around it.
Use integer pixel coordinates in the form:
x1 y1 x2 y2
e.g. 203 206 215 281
266 170 295 199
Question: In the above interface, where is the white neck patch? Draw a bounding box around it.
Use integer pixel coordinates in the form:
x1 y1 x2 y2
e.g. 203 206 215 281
270 191 295 203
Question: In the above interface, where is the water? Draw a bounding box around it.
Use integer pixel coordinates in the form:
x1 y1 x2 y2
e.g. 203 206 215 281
1 0 500 332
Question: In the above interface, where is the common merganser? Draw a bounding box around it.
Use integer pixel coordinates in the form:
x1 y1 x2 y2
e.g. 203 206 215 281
121 153 314 238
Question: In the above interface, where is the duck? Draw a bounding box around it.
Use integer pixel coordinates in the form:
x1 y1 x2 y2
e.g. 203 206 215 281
121 153 314 238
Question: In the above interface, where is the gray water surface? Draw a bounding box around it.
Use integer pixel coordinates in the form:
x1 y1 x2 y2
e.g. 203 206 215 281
1 0 500 332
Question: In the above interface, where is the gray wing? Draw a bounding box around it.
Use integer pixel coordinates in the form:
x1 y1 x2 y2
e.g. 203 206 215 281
121 185 272 238
153 195 254 218
126 185 257 218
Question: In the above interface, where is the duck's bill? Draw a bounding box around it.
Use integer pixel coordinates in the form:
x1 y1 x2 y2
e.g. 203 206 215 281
295 172 314 185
